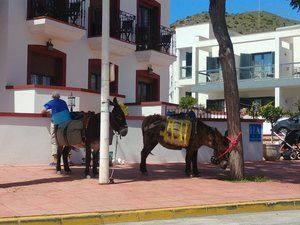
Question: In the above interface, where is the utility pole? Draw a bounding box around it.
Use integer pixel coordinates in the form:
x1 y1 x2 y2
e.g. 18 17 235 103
99 0 110 184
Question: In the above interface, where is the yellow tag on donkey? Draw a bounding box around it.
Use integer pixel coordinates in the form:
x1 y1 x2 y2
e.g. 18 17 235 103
162 119 192 147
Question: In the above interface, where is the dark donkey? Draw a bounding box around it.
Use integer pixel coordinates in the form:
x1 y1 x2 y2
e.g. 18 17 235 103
140 115 229 177
56 98 128 178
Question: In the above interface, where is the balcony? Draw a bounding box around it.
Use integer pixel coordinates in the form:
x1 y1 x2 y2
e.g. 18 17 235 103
194 63 300 93
26 0 86 42
88 8 136 58
198 65 275 83
6 85 125 113
135 25 176 66
179 66 192 80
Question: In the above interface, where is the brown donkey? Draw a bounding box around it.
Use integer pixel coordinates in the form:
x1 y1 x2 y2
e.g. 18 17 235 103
140 115 230 177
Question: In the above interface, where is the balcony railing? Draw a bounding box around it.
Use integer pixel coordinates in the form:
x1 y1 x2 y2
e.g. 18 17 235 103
136 25 175 56
197 65 275 83
180 66 192 79
88 8 136 44
280 62 300 78
27 0 86 28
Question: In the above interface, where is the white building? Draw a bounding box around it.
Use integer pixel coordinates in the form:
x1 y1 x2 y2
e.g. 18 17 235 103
170 23 300 112
0 0 176 115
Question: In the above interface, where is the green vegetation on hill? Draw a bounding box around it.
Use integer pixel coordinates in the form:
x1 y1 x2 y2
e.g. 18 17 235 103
171 11 300 34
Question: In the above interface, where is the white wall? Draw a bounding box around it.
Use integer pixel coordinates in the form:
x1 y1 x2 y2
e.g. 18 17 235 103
0 116 263 165
1 0 172 113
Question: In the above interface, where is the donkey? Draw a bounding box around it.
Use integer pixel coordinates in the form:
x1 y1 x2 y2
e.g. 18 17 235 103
56 97 128 178
140 115 229 177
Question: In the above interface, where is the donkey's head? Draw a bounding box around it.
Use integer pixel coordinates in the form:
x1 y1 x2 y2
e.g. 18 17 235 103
109 97 128 137
206 127 229 169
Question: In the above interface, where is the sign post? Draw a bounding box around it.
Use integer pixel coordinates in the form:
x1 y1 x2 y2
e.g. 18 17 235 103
99 0 110 184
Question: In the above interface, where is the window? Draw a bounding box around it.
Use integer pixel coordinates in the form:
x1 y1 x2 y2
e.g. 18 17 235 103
27 45 66 86
88 59 118 93
185 92 192 97
136 70 160 103
207 99 225 111
186 52 192 77
136 0 160 51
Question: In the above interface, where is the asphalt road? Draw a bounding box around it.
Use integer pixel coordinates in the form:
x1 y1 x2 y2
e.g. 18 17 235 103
113 210 300 225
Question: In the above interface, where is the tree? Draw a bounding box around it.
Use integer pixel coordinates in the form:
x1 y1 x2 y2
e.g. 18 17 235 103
290 0 300 10
258 103 284 143
179 95 197 111
209 0 244 180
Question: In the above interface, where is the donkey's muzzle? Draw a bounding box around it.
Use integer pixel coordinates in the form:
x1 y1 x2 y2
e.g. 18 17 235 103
119 126 128 137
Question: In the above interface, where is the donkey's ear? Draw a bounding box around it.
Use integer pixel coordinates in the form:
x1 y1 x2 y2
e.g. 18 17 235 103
113 97 118 105
109 99 114 106
224 130 228 137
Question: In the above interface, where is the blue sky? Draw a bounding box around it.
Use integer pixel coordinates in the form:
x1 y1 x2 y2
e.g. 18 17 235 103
171 0 300 23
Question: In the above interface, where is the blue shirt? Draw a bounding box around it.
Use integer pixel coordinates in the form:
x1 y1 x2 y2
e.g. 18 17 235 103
44 99 71 125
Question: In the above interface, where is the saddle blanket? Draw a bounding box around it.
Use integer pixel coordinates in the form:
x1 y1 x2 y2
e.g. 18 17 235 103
161 119 192 148
57 120 83 146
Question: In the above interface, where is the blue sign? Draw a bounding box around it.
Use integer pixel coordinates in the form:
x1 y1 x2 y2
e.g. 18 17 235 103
249 124 262 142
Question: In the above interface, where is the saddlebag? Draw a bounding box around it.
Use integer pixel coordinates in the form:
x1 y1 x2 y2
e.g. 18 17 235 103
161 119 192 147
56 120 84 146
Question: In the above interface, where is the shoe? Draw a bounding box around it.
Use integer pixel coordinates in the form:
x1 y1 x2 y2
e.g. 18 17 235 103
49 162 57 167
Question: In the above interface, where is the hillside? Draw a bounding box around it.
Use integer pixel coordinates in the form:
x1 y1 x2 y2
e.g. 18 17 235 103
171 11 300 34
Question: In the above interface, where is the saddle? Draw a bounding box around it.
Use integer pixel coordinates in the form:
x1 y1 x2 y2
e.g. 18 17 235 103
56 112 92 147
160 118 192 148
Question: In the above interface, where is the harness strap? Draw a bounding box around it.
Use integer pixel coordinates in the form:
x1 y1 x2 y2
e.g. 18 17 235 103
217 131 242 160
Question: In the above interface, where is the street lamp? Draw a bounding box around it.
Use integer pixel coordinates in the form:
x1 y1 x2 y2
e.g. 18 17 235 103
68 92 76 112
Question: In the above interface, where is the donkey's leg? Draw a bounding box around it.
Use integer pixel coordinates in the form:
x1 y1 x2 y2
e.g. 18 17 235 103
56 146 62 174
140 134 158 175
85 144 92 178
92 150 99 177
63 146 72 174
192 149 200 176
185 147 194 177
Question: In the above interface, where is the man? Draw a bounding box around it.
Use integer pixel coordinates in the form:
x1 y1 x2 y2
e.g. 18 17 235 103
42 92 71 166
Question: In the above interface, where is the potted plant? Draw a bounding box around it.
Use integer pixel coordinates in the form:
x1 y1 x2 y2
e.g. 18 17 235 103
258 102 284 161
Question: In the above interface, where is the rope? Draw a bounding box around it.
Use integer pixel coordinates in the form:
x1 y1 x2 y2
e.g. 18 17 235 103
217 131 242 160
109 133 119 184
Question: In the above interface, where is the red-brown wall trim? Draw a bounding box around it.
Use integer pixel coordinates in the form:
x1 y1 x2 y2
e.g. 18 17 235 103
6 85 125 98
27 45 67 86
135 70 160 103
126 101 178 107
0 112 265 123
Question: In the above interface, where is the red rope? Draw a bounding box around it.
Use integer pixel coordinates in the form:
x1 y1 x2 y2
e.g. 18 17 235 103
217 131 242 160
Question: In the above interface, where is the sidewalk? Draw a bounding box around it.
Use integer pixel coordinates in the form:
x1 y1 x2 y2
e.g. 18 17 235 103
0 161 299 220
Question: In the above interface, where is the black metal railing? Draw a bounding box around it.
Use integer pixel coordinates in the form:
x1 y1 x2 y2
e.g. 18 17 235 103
136 25 175 55
27 0 86 28
88 8 136 44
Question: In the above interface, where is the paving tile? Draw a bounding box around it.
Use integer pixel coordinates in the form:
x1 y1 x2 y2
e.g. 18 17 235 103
0 161 299 217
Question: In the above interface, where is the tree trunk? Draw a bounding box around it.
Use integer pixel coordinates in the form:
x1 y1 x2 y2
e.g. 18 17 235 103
209 0 244 180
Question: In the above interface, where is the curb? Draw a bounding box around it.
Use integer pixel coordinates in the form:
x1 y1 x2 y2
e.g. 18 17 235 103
0 199 299 225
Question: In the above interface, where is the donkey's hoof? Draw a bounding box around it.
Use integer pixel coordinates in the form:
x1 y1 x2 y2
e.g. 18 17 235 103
140 171 148 176
56 171 62 175
193 171 200 177
65 170 72 175
86 175 91 179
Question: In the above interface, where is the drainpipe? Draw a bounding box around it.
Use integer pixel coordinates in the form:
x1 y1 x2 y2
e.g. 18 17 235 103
99 0 110 184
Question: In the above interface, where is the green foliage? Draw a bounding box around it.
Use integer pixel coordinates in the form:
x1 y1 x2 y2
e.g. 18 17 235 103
120 103 129 116
171 11 299 34
258 102 284 125
290 0 300 11
293 99 300 113
179 96 197 110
